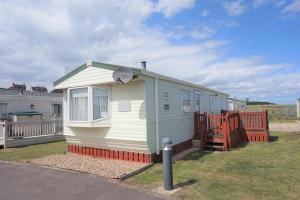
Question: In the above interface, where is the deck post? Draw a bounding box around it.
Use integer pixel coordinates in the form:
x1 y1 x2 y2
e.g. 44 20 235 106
53 118 56 135
2 121 7 148
223 111 229 151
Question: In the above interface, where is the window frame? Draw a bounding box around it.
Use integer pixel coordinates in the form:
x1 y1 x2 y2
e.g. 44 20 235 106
194 91 201 113
210 95 215 113
181 90 192 114
51 103 63 118
68 86 110 123
0 102 8 118
91 86 110 122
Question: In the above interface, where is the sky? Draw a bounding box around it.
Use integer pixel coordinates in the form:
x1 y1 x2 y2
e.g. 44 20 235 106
0 0 299 104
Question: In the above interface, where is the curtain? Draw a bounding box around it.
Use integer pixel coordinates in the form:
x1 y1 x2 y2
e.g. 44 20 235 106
93 88 108 120
182 91 191 113
70 88 88 121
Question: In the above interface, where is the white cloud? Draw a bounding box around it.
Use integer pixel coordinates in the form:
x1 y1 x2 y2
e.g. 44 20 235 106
252 0 287 8
0 0 298 102
156 0 195 17
282 0 300 13
223 0 246 16
253 0 272 8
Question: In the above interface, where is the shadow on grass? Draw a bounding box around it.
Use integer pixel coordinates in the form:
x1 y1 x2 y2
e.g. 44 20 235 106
181 150 213 161
174 179 198 189
269 135 279 142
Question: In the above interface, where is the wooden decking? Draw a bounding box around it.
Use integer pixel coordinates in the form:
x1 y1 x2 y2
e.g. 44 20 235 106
194 110 269 151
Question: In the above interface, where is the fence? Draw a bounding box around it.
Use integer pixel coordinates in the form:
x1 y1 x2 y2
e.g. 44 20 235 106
0 119 64 148
194 110 269 151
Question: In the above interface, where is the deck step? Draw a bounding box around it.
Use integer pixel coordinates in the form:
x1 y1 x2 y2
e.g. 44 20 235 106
205 144 223 149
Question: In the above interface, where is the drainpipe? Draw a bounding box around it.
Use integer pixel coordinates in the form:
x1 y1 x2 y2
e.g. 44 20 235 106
155 77 160 155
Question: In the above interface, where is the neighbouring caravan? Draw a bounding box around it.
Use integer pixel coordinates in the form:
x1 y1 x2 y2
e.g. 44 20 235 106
54 61 229 162
297 98 300 118
229 98 247 111
0 88 63 121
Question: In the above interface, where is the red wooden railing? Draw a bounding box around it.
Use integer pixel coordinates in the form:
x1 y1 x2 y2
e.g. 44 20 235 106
194 110 269 151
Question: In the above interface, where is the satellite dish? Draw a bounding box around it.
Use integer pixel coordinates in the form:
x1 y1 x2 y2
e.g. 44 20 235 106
112 68 133 84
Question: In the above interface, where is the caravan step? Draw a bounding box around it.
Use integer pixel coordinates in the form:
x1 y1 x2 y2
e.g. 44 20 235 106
205 144 224 150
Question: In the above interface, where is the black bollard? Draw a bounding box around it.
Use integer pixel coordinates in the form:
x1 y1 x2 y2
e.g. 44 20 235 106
162 137 173 191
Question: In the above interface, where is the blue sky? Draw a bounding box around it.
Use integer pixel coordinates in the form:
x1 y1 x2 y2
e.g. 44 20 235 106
0 0 299 104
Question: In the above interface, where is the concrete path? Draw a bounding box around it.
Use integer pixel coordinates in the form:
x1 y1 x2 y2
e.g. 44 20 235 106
0 161 165 200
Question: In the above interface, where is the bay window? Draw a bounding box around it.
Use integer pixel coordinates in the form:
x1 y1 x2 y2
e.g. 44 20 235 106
69 87 109 122
93 88 108 120
69 88 88 121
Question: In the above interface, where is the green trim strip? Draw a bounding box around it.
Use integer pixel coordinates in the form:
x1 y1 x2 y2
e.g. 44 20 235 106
53 61 141 86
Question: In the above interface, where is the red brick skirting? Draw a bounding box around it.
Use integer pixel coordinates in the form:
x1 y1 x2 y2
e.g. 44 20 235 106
68 139 193 163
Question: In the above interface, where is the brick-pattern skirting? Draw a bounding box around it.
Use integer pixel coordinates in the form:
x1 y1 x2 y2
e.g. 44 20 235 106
68 139 193 163
68 145 153 163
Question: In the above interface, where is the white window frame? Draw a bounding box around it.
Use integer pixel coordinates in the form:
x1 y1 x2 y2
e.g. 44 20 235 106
68 86 110 123
210 95 215 113
91 86 110 122
194 91 201 113
182 90 191 114
0 102 8 117
50 102 64 117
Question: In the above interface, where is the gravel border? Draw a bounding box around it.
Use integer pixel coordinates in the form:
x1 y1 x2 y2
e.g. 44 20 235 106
31 153 149 179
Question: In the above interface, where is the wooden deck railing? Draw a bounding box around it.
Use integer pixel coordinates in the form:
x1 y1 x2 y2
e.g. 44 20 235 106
194 110 269 151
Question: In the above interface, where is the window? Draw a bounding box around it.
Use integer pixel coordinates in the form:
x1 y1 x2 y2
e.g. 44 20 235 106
182 90 191 113
69 88 88 121
69 87 109 122
194 92 201 113
0 103 8 118
93 88 109 120
210 95 214 113
52 104 62 117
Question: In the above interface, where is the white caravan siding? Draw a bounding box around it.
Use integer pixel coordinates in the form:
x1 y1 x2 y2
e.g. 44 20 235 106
145 77 228 153
0 96 62 114
55 66 115 89
63 80 149 152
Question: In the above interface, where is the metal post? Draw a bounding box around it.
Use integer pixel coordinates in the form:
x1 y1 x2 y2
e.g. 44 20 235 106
162 137 173 191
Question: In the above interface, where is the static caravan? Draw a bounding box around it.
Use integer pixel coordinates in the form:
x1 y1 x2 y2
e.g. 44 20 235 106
0 89 63 121
229 98 247 111
54 61 229 163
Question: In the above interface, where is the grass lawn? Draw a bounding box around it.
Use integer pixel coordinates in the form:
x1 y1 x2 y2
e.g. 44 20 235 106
0 141 67 162
127 131 300 200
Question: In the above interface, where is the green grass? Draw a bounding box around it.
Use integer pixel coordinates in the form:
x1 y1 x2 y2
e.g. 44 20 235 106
127 132 300 200
0 141 67 162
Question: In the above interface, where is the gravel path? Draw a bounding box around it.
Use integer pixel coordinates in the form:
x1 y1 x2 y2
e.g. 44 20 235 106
31 153 149 178
270 121 300 132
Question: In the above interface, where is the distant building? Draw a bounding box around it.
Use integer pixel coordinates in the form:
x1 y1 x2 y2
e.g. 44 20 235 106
9 82 26 93
297 98 300 118
229 98 247 111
